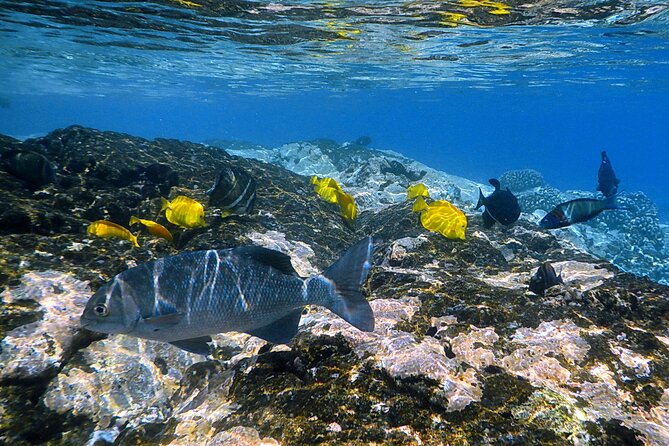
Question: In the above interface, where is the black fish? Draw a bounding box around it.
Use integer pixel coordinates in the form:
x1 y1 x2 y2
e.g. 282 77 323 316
475 178 521 228
207 166 256 216
529 262 563 296
597 151 619 197
1 149 55 186
539 196 620 229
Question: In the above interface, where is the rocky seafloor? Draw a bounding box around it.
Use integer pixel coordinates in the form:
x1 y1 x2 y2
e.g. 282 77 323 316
1 126 668 446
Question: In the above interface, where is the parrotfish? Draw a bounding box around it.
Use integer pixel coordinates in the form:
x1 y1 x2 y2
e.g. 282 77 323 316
529 262 563 296
597 150 620 198
87 220 139 248
407 183 430 200
80 237 375 355
160 195 206 228
412 196 467 240
207 166 256 217
129 216 174 243
476 178 521 228
539 196 621 229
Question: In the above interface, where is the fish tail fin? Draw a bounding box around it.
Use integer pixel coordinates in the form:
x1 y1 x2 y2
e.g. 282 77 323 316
320 236 375 332
129 215 140 226
475 188 485 210
160 197 170 212
603 194 628 211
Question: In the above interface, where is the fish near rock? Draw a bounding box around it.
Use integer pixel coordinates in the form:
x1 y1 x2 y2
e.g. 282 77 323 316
129 216 173 243
476 178 521 228
407 183 430 200
539 196 622 229
597 150 619 198
80 237 376 355
207 166 256 217
311 176 358 222
1 149 56 186
87 220 139 248
529 262 564 296
160 195 206 228
413 196 467 240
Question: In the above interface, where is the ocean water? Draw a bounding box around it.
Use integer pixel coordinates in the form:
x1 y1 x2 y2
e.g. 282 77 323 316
1 0 668 218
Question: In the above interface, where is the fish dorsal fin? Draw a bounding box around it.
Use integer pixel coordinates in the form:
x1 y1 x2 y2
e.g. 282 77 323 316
234 246 297 276
488 178 501 190
245 308 303 344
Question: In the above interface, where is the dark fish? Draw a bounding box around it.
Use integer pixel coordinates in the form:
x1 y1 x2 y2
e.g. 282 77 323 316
529 262 563 296
354 136 372 146
475 178 521 228
540 196 620 229
207 166 256 216
597 151 619 197
80 237 375 355
1 149 55 186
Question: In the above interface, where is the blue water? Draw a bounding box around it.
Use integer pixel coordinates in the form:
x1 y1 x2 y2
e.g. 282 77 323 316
1 0 669 219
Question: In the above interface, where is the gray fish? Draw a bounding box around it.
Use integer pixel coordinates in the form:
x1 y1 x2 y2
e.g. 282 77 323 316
529 262 563 296
1 149 55 186
539 196 621 229
207 166 256 216
80 237 375 355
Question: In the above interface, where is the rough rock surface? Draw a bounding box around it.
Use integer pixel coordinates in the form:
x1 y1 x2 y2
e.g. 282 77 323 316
1 126 668 446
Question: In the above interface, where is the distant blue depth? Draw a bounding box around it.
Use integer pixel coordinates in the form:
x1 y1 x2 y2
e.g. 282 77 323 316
1 84 668 220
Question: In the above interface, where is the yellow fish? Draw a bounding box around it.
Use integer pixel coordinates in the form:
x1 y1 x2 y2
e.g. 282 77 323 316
407 183 430 200
311 175 342 203
311 176 358 222
160 196 206 228
412 196 467 240
129 216 174 243
87 220 139 248
336 190 357 222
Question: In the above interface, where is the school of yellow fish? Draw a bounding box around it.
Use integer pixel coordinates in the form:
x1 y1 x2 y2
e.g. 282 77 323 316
87 171 470 248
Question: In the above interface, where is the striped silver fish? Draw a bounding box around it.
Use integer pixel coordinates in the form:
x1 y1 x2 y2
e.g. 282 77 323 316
80 237 375 355
207 166 256 216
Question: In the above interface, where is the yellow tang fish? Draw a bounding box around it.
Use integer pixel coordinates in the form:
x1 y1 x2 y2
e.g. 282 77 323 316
87 220 139 248
311 176 358 222
336 190 357 222
311 175 342 203
160 196 206 228
129 216 174 243
412 196 467 240
407 183 430 200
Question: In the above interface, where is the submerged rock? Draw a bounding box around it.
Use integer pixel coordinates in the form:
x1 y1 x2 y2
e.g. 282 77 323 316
1 126 668 445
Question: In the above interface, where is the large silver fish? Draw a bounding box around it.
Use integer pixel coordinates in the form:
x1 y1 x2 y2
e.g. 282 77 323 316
80 237 375 355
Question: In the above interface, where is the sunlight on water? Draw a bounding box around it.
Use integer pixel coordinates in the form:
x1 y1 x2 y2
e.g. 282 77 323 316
1 0 668 96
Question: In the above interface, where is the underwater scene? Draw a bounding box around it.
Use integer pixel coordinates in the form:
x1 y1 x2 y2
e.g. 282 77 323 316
1 0 669 445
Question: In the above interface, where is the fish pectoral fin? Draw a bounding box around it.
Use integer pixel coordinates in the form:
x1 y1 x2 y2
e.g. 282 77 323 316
169 336 213 356
142 313 184 330
245 309 303 344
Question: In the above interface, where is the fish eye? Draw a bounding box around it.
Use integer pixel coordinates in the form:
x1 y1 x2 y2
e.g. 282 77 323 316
94 304 109 317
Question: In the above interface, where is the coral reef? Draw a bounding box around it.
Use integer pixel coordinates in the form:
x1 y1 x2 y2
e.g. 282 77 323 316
499 169 545 192
1 126 669 445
